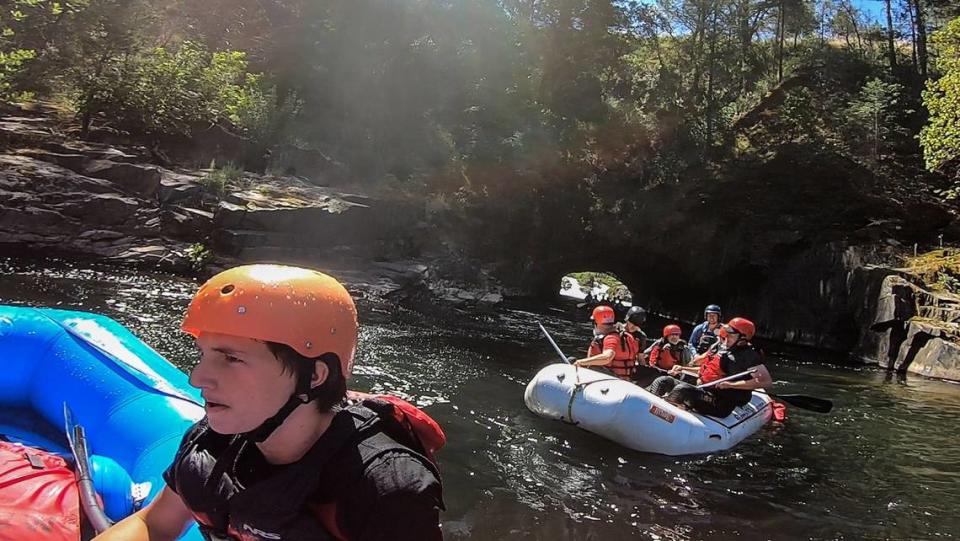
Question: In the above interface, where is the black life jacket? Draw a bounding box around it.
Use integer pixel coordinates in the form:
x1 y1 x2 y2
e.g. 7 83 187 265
171 398 443 541
695 327 719 354
628 329 648 351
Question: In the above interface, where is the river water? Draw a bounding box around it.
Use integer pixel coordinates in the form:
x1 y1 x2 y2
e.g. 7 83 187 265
2 257 958 540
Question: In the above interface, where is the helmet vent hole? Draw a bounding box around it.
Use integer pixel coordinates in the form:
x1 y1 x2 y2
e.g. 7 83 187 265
221 284 236 295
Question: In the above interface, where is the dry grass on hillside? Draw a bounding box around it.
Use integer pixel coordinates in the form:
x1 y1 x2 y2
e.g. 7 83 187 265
903 249 960 295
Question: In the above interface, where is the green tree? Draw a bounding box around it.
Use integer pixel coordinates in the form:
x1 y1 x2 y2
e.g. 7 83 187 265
920 16 960 172
846 77 909 161
0 48 34 100
0 0 59 101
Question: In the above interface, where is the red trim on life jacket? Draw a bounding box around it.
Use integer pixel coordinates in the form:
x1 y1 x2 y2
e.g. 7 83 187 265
310 502 348 541
699 352 724 384
345 391 446 464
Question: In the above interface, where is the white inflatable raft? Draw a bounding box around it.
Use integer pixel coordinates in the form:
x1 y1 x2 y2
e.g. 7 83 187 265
524 363 772 456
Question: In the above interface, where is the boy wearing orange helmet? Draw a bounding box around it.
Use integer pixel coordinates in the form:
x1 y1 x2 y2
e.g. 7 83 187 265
644 324 693 371
646 317 772 417
573 305 640 380
95 264 444 541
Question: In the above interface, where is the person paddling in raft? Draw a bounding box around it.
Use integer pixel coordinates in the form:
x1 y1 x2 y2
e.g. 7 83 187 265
94 264 445 541
646 318 772 417
573 305 640 380
689 304 723 355
644 324 693 372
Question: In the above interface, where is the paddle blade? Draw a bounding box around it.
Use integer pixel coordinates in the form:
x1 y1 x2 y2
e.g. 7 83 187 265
773 394 833 413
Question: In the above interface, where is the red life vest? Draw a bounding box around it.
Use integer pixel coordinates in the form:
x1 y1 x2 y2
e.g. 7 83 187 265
648 341 685 370
590 332 639 380
0 440 81 541
698 352 724 384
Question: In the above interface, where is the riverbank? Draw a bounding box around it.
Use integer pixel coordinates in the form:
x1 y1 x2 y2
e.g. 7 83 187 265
2 102 960 382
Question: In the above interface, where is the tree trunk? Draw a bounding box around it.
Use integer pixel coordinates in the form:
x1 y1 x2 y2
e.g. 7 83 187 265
851 12 863 53
707 3 719 142
884 0 897 69
777 0 786 83
913 0 928 79
874 109 880 162
691 2 708 105
907 0 918 73
819 1 826 45
738 0 750 92
79 50 113 140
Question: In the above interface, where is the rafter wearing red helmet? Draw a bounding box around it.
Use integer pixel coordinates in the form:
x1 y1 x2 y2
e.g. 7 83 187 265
572 305 641 380
647 317 773 418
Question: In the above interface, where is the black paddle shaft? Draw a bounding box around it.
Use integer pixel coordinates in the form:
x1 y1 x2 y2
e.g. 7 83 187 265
765 393 833 413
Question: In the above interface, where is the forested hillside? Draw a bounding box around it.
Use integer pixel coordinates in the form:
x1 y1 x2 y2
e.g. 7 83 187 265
2 1 957 191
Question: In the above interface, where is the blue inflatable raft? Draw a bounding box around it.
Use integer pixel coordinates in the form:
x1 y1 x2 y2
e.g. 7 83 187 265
0 304 204 540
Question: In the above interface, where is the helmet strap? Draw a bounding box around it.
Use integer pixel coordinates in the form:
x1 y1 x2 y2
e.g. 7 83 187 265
243 393 310 443
243 363 323 443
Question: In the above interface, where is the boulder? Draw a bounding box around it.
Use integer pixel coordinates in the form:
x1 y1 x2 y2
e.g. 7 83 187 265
82 160 162 200
890 318 960 381
58 193 140 227
0 154 118 195
13 149 91 172
161 207 214 240
872 275 918 326
0 205 72 233
907 336 960 381
159 171 204 205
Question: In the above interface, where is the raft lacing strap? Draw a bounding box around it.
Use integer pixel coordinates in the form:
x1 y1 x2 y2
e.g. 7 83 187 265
564 378 619 425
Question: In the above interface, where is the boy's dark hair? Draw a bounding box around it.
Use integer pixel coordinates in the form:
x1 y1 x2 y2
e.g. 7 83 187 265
265 342 347 412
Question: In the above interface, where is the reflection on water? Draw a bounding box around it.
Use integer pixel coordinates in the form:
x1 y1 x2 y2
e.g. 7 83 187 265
2 256 959 540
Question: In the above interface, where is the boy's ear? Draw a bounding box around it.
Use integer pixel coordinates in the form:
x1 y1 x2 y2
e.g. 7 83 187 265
310 360 330 389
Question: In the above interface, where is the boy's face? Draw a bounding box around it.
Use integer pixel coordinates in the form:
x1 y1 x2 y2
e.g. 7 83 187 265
595 322 615 334
189 332 297 435
706 313 719 325
666 334 681 345
722 328 740 347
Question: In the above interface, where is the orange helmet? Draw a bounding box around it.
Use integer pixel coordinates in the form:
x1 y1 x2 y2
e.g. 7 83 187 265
182 264 359 378
663 324 682 337
591 305 616 325
725 317 756 340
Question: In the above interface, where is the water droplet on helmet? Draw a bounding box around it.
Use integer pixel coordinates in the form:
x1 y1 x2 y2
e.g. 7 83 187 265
237 306 247 314
330 327 337 335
